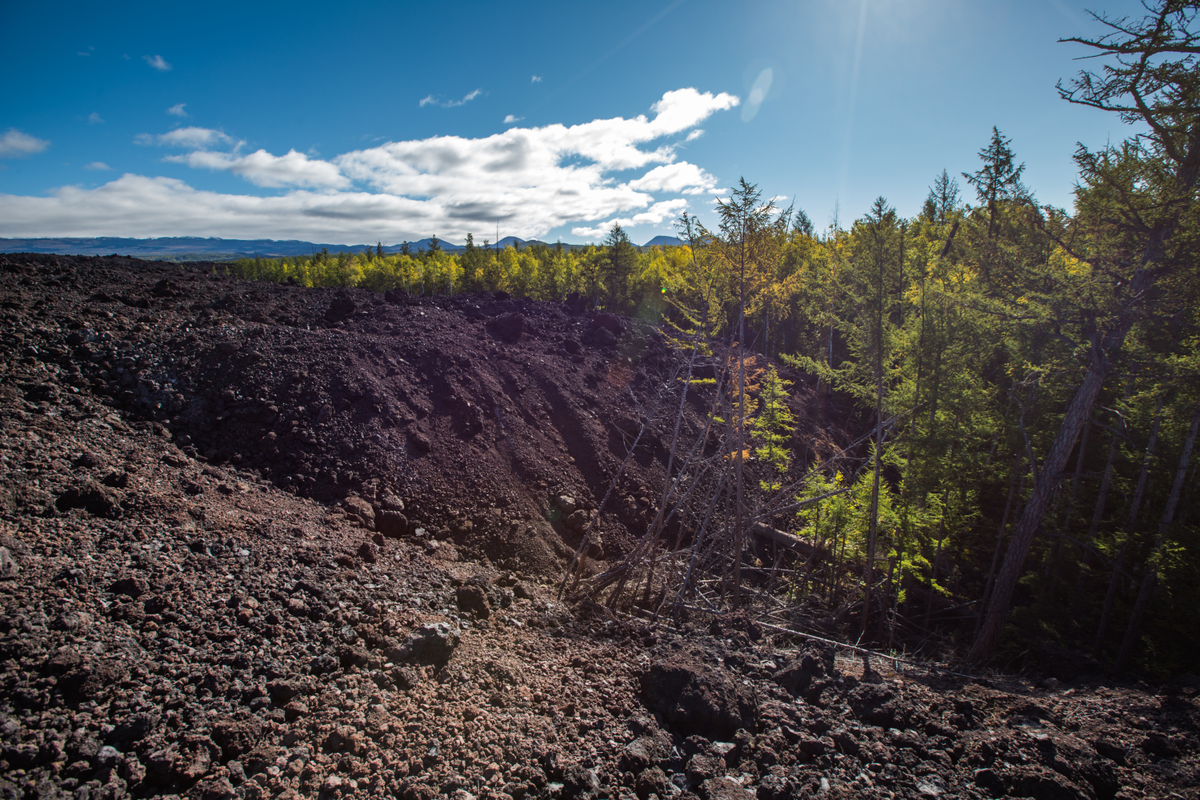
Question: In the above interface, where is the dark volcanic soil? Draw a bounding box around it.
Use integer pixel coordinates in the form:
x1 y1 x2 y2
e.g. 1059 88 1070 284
0 253 1196 800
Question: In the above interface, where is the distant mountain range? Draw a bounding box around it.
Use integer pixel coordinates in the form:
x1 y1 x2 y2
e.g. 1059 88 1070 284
0 234 686 260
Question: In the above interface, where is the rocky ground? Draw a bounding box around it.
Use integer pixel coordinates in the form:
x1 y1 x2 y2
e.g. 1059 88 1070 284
0 253 1197 800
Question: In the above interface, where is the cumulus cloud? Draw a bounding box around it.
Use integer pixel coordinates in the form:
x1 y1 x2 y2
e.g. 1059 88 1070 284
0 175 437 241
571 199 689 240
333 87 736 234
0 129 49 158
531 75 543 83
503 115 523 124
628 163 717 194
88 112 104 125
84 162 112 171
166 149 349 189
135 126 238 149
2 88 738 243
167 103 188 117
143 54 171 71
648 89 738 135
685 129 703 142
419 89 483 108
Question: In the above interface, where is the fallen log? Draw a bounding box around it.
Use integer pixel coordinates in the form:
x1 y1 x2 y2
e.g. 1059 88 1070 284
750 523 825 561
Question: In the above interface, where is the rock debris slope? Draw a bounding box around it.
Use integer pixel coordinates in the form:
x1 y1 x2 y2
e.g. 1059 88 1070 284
0 253 1196 800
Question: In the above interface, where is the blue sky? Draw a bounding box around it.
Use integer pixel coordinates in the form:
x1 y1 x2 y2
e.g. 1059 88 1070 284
0 0 1148 246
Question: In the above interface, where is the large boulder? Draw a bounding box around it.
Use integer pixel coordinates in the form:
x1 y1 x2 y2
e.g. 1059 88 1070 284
640 651 756 739
488 312 526 343
56 481 124 518
455 584 491 619
773 640 836 704
377 510 408 538
325 291 356 322
564 292 588 315
581 313 625 348
343 495 375 527
386 622 461 667
847 682 900 728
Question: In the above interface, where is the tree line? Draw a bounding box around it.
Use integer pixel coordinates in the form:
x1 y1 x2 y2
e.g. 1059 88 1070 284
226 225 684 318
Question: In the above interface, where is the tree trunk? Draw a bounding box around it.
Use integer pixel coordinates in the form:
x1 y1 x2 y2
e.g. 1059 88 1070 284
829 517 843 607
1037 417 1079 611
862 221 888 635
877 553 893 639
1094 397 1164 656
731 236 747 607
1037 413 1079 611
1061 420 1091 537
1115 402 1200 672
968 352 1111 664
862 376 884 634
912 275 926 439
977 453 1025 638
1072 426 1121 618
925 515 946 632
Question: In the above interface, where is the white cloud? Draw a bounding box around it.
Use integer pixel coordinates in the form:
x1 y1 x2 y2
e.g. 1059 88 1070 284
143 54 172 71
0 175 438 242
648 88 738 136
628 163 717 194
88 112 104 125
685 129 703 142
135 126 238 149
571 199 689 240
166 149 349 189
0 129 49 158
167 103 188 117
84 162 112 171
78 46 94 57
333 87 736 236
1 88 738 243
420 89 483 108
503 115 523 124
532 75 543 83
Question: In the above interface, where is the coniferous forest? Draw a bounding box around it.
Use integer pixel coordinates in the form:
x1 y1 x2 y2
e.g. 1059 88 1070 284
219 2 1200 675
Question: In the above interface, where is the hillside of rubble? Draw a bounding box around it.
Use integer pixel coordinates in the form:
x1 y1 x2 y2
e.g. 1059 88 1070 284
0 253 1196 800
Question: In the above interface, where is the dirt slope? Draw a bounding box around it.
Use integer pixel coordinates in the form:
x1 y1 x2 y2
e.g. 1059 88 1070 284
0 253 1196 800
